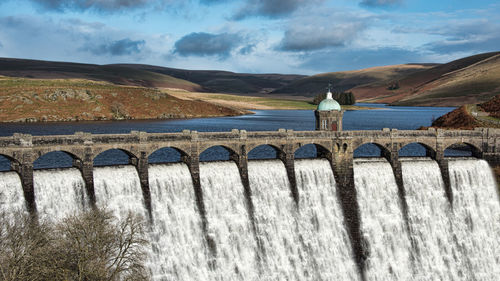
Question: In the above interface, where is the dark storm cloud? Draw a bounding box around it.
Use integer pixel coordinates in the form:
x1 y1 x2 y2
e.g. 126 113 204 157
173 32 243 58
26 0 151 12
300 47 426 72
84 38 146 56
359 0 402 7
232 0 322 20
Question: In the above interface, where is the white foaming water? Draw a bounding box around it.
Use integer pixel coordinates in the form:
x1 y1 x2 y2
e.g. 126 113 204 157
448 159 500 281
148 163 210 281
0 172 26 219
248 159 311 281
295 159 361 281
94 165 148 221
401 159 464 281
353 159 412 281
200 161 257 281
34 168 89 221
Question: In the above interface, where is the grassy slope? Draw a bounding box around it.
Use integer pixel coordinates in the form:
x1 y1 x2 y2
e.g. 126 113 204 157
0 77 243 122
270 64 434 97
352 52 500 106
114 64 306 94
0 58 202 91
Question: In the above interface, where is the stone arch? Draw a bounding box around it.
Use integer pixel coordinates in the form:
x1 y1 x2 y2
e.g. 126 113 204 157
444 142 482 157
33 150 83 170
248 144 284 160
93 148 138 166
398 142 437 158
199 145 239 162
148 146 190 163
353 142 391 159
294 143 331 159
0 153 20 172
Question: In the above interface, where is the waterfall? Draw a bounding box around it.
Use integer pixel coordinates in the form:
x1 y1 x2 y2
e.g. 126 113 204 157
34 168 89 221
353 158 413 281
148 163 210 281
448 159 500 280
94 165 148 220
294 159 361 281
0 172 26 219
200 161 258 281
401 158 464 281
248 159 312 281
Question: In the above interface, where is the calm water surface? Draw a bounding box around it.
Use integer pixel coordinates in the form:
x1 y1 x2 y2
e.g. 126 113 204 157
0 104 454 136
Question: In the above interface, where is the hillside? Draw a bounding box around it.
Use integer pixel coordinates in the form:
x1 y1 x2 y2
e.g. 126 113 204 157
115 64 305 94
0 77 245 122
426 94 500 130
352 52 500 106
270 64 435 97
0 58 202 91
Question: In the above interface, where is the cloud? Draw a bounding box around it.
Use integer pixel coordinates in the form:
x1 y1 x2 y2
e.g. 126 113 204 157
173 32 244 58
239 44 255 55
299 47 427 72
83 38 145 56
278 21 365 51
232 0 322 20
25 0 152 12
359 0 402 7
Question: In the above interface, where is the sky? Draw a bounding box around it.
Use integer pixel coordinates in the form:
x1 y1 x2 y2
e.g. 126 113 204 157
0 0 499 75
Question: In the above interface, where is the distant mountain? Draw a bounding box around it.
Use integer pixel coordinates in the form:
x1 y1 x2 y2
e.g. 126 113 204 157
114 64 306 94
270 64 436 97
351 52 500 106
0 58 202 91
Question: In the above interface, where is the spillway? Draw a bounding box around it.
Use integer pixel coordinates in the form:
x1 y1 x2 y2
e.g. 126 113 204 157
353 158 413 281
1 156 499 280
0 171 25 219
401 158 464 281
294 159 361 281
200 161 258 281
148 163 210 281
34 168 89 221
248 159 312 280
448 159 500 280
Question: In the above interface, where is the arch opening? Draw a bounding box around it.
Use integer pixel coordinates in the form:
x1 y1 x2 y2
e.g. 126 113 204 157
0 154 14 172
353 143 389 159
444 143 480 157
149 147 186 164
294 143 330 159
34 151 80 170
248 144 281 160
200 145 236 162
94 149 135 166
399 143 436 158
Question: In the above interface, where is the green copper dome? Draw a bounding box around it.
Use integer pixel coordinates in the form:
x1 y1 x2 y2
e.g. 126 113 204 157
317 91 341 111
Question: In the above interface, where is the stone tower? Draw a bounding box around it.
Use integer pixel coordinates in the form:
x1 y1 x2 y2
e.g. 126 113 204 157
315 89 344 131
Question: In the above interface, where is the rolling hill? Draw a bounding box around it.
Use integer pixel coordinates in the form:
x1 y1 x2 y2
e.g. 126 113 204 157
0 58 202 91
351 52 500 106
270 64 436 97
114 64 306 94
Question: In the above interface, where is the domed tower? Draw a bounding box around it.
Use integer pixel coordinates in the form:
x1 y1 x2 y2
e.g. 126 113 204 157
315 88 344 131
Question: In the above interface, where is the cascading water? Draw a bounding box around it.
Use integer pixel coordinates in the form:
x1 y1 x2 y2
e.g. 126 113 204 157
448 159 500 280
401 158 464 281
200 161 257 281
248 159 312 281
34 168 89 221
0 172 26 219
93 165 148 220
294 159 361 281
148 163 210 281
353 158 413 281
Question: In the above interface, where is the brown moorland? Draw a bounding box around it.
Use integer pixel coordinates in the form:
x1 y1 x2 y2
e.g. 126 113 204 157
0 77 245 122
